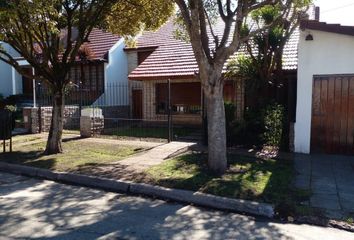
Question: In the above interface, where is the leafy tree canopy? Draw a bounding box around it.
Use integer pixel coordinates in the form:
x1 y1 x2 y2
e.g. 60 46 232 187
0 0 174 154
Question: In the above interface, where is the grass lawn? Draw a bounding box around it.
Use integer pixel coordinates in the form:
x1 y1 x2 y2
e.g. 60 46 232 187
0 136 145 172
104 127 193 139
0 134 42 145
145 153 294 205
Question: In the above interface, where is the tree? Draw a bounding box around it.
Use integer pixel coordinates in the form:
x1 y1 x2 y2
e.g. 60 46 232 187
227 0 311 107
174 0 296 174
0 0 173 154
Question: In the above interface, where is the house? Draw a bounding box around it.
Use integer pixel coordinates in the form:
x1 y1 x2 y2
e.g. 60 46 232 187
0 43 21 98
295 20 354 155
0 29 128 107
125 20 299 126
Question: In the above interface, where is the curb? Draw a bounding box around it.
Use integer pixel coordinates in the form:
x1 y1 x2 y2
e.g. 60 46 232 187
0 162 274 218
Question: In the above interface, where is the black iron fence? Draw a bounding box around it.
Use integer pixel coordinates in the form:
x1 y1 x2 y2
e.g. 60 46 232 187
0 110 13 152
36 80 200 141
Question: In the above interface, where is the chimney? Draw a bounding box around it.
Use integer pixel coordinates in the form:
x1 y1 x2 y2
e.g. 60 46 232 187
314 6 320 21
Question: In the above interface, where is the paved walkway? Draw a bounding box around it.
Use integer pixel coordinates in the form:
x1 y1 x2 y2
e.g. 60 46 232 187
294 154 354 218
0 172 353 240
118 141 197 171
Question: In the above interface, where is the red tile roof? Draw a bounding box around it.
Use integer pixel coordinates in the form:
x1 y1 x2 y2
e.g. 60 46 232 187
86 28 122 60
129 20 299 81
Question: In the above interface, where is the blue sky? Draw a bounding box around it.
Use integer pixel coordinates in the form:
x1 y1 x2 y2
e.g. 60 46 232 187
315 0 354 25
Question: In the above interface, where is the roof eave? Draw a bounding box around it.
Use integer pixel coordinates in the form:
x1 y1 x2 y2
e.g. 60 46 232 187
128 74 196 81
124 46 158 52
300 20 354 37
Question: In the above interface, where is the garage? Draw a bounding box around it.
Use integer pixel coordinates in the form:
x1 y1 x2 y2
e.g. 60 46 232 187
295 20 354 155
311 75 354 154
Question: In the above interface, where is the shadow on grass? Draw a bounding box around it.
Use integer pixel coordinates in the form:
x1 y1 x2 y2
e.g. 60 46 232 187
0 150 56 170
62 135 83 143
145 153 301 218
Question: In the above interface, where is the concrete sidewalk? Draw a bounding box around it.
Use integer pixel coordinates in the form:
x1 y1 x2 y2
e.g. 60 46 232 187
294 154 354 218
118 141 197 171
1 172 353 240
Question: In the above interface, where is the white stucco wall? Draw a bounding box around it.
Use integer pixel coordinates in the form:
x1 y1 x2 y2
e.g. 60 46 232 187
95 38 129 106
295 30 354 153
0 43 20 97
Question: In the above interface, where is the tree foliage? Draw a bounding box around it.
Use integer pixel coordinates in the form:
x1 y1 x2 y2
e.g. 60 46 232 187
226 0 312 102
0 0 174 154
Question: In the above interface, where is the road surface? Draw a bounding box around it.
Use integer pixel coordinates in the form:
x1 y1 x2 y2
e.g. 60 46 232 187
0 172 352 240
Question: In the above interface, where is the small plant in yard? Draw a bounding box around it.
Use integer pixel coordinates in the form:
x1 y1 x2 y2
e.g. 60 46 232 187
345 216 354 224
263 103 285 148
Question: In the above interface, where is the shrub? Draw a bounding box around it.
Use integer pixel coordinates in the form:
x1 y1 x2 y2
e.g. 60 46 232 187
225 105 264 147
224 102 236 146
4 105 17 112
262 103 285 147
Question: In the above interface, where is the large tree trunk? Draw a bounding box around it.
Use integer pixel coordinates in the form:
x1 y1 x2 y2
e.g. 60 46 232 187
206 84 227 174
45 90 64 154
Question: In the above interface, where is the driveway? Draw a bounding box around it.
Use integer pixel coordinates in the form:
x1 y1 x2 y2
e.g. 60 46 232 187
0 172 353 240
294 154 354 218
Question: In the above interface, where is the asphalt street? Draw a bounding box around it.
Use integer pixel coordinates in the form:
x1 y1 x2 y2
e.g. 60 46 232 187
0 172 353 240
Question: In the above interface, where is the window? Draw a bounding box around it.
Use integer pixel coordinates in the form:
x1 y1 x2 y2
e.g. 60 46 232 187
156 82 202 115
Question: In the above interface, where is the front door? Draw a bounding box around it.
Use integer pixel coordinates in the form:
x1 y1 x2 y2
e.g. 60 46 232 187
22 68 33 96
132 89 143 119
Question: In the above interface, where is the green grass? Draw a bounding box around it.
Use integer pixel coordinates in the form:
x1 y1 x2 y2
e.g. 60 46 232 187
1 135 42 145
0 136 145 172
104 127 193 139
145 153 294 204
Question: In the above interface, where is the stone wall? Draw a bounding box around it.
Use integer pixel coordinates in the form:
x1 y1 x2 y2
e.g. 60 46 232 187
24 106 80 133
80 116 104 138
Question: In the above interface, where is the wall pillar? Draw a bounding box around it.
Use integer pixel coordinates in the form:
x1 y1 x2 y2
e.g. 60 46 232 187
80 108 104 138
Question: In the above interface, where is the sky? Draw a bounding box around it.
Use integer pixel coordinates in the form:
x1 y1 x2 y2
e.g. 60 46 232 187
315 0 354 25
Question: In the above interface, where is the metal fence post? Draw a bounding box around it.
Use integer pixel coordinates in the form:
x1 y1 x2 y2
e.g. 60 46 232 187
37 83 42 133
168 79 172 143
202 91 208 146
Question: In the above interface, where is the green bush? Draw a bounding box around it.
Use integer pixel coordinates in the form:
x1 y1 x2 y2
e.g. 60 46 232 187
4 105 17 112
262 103 285 147
225 104 264 147
224 102 236 146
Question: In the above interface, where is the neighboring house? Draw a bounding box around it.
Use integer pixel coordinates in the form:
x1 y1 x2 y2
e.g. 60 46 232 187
125 20 299 126
0 43 21 97
295 20 354 155
0 29 128 107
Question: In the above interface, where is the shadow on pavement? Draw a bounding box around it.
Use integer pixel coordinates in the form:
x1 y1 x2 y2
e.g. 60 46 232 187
0 172 293 240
